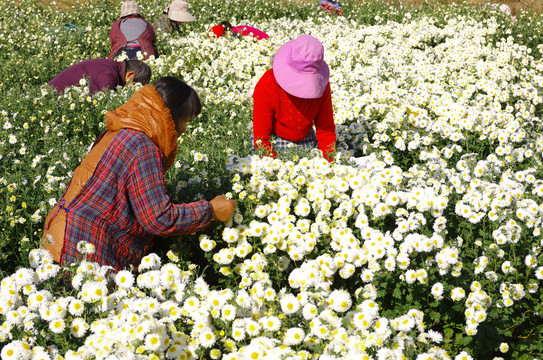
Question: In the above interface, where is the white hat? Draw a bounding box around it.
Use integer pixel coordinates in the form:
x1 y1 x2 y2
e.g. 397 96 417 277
499 4 511 16
165 0 195 22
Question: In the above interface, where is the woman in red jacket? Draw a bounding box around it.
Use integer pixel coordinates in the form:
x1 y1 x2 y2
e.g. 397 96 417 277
252 34 336 161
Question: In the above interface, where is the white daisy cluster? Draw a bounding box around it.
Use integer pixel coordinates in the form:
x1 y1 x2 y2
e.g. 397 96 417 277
1 250 202 360
0 247 450 359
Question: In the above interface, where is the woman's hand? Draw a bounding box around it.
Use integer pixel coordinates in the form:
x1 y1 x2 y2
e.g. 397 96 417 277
210 195 237 222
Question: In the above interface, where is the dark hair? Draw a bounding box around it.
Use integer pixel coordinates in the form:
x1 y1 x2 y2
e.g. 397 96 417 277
153 76 201 122
124 60 152 85
220 21 233 31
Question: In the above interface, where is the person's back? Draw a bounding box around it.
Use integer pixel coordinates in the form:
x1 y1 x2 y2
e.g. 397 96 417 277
109 1 156 60
49 59 124 94
119 17 148 46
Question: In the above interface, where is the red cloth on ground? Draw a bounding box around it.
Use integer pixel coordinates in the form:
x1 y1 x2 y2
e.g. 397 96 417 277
232 25 269 40
252 69 336 160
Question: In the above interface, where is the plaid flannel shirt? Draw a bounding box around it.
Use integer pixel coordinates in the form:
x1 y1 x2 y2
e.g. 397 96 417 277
60 129 212 270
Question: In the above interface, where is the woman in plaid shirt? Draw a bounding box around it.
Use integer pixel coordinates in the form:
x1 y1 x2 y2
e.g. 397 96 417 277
42 77 236 270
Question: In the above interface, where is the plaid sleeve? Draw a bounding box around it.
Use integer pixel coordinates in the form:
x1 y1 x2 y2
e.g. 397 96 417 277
127 140 213 235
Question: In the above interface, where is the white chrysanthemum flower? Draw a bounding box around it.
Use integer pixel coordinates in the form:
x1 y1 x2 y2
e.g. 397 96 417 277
454 351 474 360
183 296 200 314
4 310 23 326
534 266 543 280
1 340 32 359
393 314 415 332
220 304 236 321
139 253 162 271
222 228 239 243
28 249 53 269
352 311 372 330
115 270 135 289
145 332 166 352
69 317 88 338
136 270 161 289
284 327 305 346
426 329 443 343
80 281 107 303
27 290 52 311
213 247 235 265
431 282 444 300
328 289 352 313
192 152 209 162
76 241 95 255
245 319 261 336
199 236 216 252
231 320 246 341
199 328 216 348
360 299 380 318
260 315 281 332
35 264 60 282
405 269 417 284
280 293 301 315
48 318 66 334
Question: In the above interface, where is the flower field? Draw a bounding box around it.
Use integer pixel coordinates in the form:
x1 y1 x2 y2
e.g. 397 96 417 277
1 0 543 359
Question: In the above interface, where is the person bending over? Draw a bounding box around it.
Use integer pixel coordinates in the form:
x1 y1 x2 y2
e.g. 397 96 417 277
252 34 336 161
154 0 195 35
42 76 237 270
109 1 157 60
49 58 151 95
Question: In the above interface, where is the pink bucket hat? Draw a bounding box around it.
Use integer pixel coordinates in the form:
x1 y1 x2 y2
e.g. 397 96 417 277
272 34 329 99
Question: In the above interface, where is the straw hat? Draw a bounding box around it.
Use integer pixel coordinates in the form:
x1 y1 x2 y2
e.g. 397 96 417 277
272 34 329 99
120 1 141 17
165 0 195 22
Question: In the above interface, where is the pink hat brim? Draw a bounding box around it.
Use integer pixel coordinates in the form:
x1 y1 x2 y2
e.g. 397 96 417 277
272 36 330 99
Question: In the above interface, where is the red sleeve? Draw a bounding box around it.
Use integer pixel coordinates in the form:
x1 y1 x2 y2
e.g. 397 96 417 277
314 84 336 161
208 25 225 38
252 70 277 157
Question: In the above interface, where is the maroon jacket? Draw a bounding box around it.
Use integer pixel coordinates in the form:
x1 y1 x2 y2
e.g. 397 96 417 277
109 15 156 60
49 59 125 95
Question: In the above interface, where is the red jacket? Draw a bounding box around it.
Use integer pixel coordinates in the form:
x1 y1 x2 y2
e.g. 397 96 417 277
252 69 336 160
109 15 156 60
